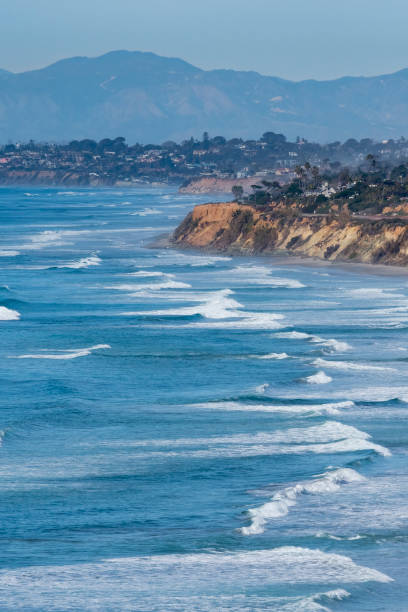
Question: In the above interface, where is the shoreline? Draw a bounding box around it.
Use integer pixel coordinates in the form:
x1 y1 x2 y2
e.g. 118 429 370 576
156 233 408 278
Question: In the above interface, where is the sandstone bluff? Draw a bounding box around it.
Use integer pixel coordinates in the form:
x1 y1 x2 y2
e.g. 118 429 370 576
173 202 408 266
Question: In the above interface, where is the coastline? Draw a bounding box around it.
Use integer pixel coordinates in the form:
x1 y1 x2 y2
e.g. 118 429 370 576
165 238 408 277
171 201 408 271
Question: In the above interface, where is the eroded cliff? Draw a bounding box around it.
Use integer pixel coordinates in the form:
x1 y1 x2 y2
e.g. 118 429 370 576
173 202 408 265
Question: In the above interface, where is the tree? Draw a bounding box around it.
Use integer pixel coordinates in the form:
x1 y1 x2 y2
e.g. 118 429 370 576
366 154 377 172
232 185 244 202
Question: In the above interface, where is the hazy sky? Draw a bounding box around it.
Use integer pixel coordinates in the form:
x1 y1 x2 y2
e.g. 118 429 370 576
1 0 408 80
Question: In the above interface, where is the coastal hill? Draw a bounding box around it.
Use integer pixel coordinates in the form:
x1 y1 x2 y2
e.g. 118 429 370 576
2 51 408 143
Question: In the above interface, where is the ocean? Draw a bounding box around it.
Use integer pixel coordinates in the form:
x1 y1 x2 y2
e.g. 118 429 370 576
0 186 407 611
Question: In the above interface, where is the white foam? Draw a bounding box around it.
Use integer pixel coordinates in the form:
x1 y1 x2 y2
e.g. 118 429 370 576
230 265 305 288
194 400 355 416
126 290 243 319
256 383 270 393
311 337 352 353
0 250 19 256
316 532 367 542
105 421 390 458
125 270 170 278
0 547 390 611
13 344 111 360
347 288 405 299
186 311 285 330
312 358 394 372
122 286 286 329
303 385 408 404
56 255 102 269
304 371 332 384
276 331 351 353
108 280 192 292
277 331 312 340
0 306 20 321
155 251 231 267
131 207 161 216
241 468 365 535
254 352 289 360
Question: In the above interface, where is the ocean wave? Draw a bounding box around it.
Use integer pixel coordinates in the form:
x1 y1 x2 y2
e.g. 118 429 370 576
347 287 406 299
104 421 390 458
316 531 367 541
0 306 20 321
125 270 171 278
192 400 355 416
256 383 270 393
109 280 192 293
312 358 394 372
125 289 243 319
186 312 285 330
241 467 365 535
13 344 111 360
229 265 306 288
56 255 102 269
0 250 19 256
131 207 161 216
276 331 351 353
304 371 332 384
277 331 312 340
0 548 390 611
122 287 286 329
253 352 289 359
155 251 232 267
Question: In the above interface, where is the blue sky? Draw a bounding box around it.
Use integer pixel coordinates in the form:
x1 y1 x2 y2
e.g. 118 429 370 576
1 0 408 80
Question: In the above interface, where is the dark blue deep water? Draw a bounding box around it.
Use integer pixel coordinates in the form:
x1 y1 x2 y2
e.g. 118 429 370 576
0 187 408 610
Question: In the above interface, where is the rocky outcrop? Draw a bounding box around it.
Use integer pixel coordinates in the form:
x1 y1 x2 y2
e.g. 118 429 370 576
179 177 257 194
173 202 408 265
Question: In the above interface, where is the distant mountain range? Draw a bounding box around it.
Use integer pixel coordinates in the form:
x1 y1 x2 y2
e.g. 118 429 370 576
1 50 408 144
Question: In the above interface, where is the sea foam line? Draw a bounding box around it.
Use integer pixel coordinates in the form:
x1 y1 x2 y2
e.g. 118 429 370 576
12 344 111 360
192 400 355 416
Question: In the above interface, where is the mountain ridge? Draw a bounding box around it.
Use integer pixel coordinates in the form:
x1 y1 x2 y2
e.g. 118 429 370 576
0 50 408 143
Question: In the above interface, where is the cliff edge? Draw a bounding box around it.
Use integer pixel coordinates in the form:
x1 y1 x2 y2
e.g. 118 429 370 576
173 202 408 265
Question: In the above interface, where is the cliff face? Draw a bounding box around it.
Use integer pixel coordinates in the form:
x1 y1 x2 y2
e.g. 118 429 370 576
0 170 110 186
173 202 408 265
179 177 256 194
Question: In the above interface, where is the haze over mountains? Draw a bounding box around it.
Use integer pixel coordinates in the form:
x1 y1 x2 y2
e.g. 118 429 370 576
0 50 407 144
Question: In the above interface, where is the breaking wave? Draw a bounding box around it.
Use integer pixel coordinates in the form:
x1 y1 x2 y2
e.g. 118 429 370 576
192 400 355 416
304 371 333 384
107 421 390 458
56 255 102 269
0 306 20 321
228 265 306 288
0 547 390 611
13 344 111 360
253 352 289 359
277 331 351 353
241 467 365 535
312 358 394 372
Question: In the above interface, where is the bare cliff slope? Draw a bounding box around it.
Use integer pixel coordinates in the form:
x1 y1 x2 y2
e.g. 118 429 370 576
173 202 408 266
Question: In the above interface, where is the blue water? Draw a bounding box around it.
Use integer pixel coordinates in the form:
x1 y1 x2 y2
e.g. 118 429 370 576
0 187 407 611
